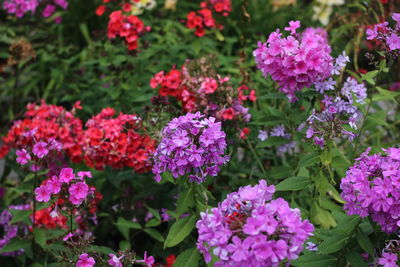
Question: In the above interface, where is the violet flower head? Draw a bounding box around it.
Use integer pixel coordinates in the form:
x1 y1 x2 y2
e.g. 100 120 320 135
253 22 333 102
152 112 229 183
340 147 400 233
2 0 39 18
196 180 314 266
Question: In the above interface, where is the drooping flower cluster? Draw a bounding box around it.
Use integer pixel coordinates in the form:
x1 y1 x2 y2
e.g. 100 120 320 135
196 180 314 266
185 0 231 37
305 52 367 148
340 147 400 233
152 112 229 183
107 10 150 50
0 101 84 162
253 21 334 102
82 107 155 171
0 205 30 257
150 56 255 122
2 0 68 22
366 13 400 53
258 125 296 154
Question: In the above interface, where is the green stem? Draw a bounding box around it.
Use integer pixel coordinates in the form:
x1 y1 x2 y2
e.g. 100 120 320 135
246 139 267 177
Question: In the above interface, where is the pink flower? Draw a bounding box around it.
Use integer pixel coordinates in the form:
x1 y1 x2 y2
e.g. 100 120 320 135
35 185 51 202
59 167 74 183
108 253 123 267
200 78 218 94
77 171 92 179
32 141 49 158
46 176 62 194
69 182 89 199
284 20 300 34
16 149 31 165
42 4 56 18
143 251 155 267
76 253 95 267
63 232 74 241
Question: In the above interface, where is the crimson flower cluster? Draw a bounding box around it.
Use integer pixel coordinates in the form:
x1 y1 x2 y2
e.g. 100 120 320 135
152 112 229 183
253 21 334 102
150 60 255 122
186 0 231 37
83 107 155 172
0 101 84 162
107 10 150 50
196 180 314 266
340 147 400 233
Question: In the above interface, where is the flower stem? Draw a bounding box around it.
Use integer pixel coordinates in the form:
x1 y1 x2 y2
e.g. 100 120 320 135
245 139 267 176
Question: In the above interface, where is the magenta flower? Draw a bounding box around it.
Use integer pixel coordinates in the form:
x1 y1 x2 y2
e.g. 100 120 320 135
77 171 92 179
143 251 154 267
76 253 95 267
196 180 314 266
69 182 89 199
59 167 74 183
284 20 300 34
35 185 51 202
46 176 62 194
16 149 31 165
32 141 49 158
42 4 55 17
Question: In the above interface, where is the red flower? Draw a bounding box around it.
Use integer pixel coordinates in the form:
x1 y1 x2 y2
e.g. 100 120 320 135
240 128 250 139
95 5 106 16
222 108 235 120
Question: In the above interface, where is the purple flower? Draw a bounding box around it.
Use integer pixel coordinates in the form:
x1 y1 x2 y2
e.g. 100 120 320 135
152 112 229 183
76 253 95 267
108 253 123 267
340 147 400 233
387 33 400 51
378 252 398 267
196 180 314 266
313 136 324 148
258 130 268 141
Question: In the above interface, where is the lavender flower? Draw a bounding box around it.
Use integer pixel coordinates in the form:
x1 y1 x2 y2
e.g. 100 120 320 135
196 180 314 266
152 112 229 183
340 147 400 233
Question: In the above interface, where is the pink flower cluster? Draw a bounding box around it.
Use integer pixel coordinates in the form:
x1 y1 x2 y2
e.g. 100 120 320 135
3 0 68 22
366 13 400 51
76 251 154 267
196 180 314 266
340 147 400 233
253 21 334 102
35 167 92 206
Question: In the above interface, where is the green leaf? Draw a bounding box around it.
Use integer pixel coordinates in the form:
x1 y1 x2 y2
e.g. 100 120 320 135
10 209 31 224
318 234 348 254
373 87 400 101
115 217 142 239
0 238 30 253
293 254 336 267
147 206 161 221
145 218 161 227
257 136 289 148
356 229 374 255
144 228 164 242
176 186 194 216
87 245 115 255
297 153 320 169
275 176 310 191
310 202 337 229
345 249 368 267
361 70 378 85
334 215 360 235
164 215 196 248
119 240 131 250
173 247 200 267
34 228 47 248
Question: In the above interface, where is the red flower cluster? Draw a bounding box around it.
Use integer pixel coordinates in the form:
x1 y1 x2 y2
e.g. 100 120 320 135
0 100 84 162
150 59 256 123
107 10 149 50
33 204 68 229
186 0 231 37
82 107 156 172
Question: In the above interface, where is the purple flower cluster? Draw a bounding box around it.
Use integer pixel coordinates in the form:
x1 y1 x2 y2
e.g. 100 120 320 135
378 252 398 267
366 13 400 51
152 112 229 183
305 53 367 148
196 180 314 266
340 147 400 233
253 21 333 102
3 0 68 22
0 204 30 257
258 125 296 154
